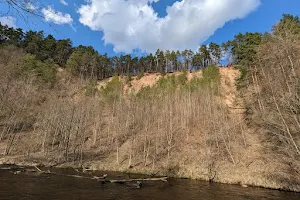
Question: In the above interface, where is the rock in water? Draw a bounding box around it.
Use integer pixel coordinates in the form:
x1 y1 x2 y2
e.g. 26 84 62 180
134 181 143 189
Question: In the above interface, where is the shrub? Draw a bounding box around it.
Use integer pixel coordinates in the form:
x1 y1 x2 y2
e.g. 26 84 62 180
186 77 202 92
136 72 144 80
184 65 220 93
125 74 132 84
20 54 56 87
136 86 153 99
157 75 176 93
176 71 188 86
85 79 98 96
100 76 122 102
202 65 220 84
160 71 167 77
234 65 248 89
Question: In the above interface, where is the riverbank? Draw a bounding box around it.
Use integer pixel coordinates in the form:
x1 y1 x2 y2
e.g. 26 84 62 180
1 150 300 193
2 164 299 200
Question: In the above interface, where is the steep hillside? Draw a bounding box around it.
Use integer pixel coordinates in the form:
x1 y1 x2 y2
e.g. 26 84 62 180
1 65 299 192
98 70 203 94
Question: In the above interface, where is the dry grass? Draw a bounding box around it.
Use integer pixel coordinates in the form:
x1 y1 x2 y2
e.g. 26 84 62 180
0 47 300 192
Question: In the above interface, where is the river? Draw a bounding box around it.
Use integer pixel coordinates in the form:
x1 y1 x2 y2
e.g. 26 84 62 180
0 165 299 200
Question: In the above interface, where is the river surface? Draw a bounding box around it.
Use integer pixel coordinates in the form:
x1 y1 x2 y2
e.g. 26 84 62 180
0 165 299 200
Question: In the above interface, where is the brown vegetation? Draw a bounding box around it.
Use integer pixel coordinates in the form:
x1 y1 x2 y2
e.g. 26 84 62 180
0 44 300 192
249 30 300 156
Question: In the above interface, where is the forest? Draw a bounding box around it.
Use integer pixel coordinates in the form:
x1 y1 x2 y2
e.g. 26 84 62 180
0 14 300 192
0 21 229 80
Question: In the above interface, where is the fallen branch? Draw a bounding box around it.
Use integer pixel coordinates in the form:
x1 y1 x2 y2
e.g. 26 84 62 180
109 177 168 183
34 166 42 172
66 174 93 179
66 174 107 181
0 167 11 170
30 167 107 181
74 168 94 173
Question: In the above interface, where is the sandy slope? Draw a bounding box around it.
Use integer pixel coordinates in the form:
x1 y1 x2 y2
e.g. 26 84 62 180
99 71 203 94
1 67 300 192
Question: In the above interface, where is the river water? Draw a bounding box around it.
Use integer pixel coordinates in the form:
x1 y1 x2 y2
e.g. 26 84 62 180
0 165 299 200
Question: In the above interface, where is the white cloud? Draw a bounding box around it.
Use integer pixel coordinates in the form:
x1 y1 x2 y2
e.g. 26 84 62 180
42 6 73 25
26 3 38 11
0 16 17 28
60 0 68 6
78 0 261 53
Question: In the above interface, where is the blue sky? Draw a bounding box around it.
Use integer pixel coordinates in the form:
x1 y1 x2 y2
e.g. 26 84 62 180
0 0 300 56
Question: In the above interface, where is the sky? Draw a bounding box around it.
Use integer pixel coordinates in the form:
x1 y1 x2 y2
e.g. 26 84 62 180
0 0 300 56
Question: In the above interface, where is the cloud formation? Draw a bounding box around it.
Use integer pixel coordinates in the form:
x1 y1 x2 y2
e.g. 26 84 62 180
78 0 260 53
26 2 37 11
0 16 17 28
60 0 68 6
42 6 73 25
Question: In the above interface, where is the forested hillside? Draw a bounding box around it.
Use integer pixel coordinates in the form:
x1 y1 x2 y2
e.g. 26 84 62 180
0 22 226 80
0 14 300 192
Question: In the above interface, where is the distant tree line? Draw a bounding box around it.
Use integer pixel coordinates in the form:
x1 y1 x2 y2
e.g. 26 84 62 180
1 14 296 81
0 23 230 80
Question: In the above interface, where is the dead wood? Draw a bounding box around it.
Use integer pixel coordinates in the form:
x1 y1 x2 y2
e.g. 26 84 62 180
109 177 168 183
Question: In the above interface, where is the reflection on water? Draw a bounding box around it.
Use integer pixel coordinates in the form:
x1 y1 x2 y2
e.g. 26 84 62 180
0 165 299 200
